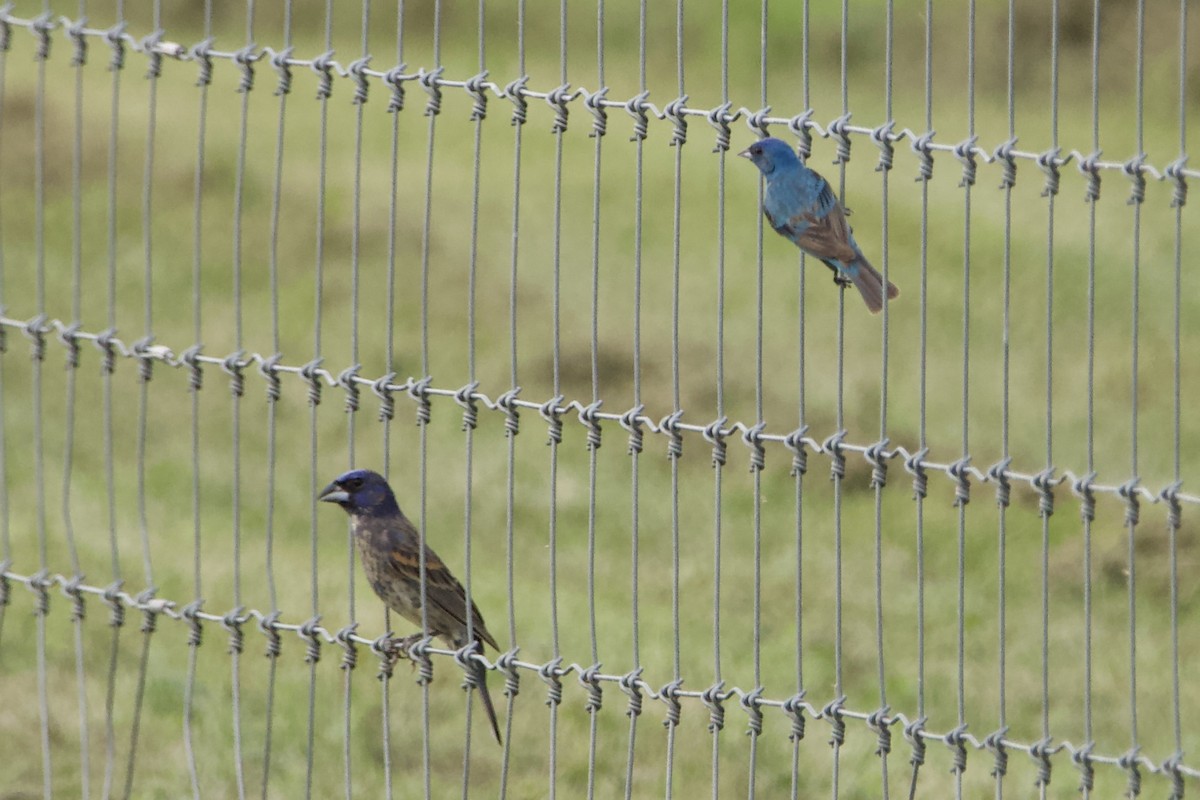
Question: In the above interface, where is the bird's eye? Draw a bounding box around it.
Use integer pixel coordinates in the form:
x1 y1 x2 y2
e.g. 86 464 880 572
751 144 762 155
346 477 364 490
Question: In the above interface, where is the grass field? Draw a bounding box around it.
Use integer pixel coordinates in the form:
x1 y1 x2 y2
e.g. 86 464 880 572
0 0 1198 797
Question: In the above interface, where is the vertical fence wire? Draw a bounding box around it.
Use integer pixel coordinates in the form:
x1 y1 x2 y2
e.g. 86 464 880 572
101 2 127 795
0 0 8 669
64 0 90 793
497 0 525 794
261 4 293 797
32 0 50 795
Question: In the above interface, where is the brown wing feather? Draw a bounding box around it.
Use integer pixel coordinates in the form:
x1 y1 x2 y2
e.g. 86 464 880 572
791 207 858 264
388 540 499 651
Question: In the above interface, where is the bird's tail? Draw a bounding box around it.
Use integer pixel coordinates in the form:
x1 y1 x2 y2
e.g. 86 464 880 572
849 255 900 314
472 658 503 745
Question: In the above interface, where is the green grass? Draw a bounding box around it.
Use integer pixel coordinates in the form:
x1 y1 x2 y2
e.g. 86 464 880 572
0 0 1198 797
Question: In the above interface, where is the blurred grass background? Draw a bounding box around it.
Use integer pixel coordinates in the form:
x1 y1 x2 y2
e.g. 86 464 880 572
0 0 1197 797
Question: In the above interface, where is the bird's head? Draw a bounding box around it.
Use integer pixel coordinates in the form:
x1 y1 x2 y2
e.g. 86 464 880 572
319 468 400 516
737 137 800 175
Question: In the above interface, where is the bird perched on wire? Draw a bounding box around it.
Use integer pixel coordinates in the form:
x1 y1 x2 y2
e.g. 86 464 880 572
319 468 502 745
740 137 899 313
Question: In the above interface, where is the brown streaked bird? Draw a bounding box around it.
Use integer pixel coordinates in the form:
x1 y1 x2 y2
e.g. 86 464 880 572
319 468 502 744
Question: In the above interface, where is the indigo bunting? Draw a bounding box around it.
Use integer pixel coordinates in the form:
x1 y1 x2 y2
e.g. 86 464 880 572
740 137 899 313
319 468 502 744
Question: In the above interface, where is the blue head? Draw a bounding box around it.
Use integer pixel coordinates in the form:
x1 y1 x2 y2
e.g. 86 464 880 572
319 468 401 516
738 137 801 176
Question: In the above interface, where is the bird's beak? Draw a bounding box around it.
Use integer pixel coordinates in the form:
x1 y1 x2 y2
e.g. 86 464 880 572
737 147 752 159
318 481 350 504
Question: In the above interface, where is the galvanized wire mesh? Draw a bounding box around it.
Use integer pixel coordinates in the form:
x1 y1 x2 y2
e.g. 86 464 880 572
0 1 1195 798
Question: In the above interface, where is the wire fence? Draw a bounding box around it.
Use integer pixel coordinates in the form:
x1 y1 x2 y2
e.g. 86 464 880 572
0 0 1196 797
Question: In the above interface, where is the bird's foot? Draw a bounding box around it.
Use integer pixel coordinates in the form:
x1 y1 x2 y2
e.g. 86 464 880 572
833 274 852 288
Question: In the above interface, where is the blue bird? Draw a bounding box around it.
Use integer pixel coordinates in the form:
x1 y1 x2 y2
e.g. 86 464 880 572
320 468 502 744
740 137 898 313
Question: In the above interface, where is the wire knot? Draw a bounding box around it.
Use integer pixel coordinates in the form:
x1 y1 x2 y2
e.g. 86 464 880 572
130 335 156 382
742 421 767 472
497 387 522 438
624 90 651 142
0 4 12 54
827 113 853 165
381 63 407 112
660 409 684 459
1161 482 1183 530
663 94 688 146
1073 471 1097 522
299 357 324 407
407 636 434 685
953 136 979 187
584 86 609 138
190 39 216 88
1118 747 1142 797
371 372 396 422
0 560 9 612
336 363 361 413
222 606 246 655
1032 467 1057 517
370 630 396 679
1165 156 1188 208
539 395 565 445
1071 741 1095 792
821 696 847 748
347 56 372 105
702 416 728 467
620 404 645 454
538 656 564 707
503 75 529 126
27 569 51 617
1118 477 1141 526
987 457 1012 508
782 692 807 741
102 580 125 628
258 353 282 402
660 679 683 728
943 723 969 775
578 662 603 713
180 598 204 647
701 681 727 732
453 381 480 430
871 121 896 172
334 622 359 671
270 46 294 96
578 400 603 451
1029 735 1054 787
994 137 1018 189
1163 751 1185 800
179 344 203 392
258 610 282 659
865 439 890 488
234 43 258 93
1123 153 1147 205
408 375 432 426
822 429 848 481
66 15 88 66
135 587 167 634
619 667 644 718
105 21 127 71
706 101 734 153
61 574 86 622
741 686 765 736
453 640 482 689
311 50 336 100
783 427 810 476
545 83 572 134
297 615 323 664
788 109 815 160
23 313 48 363
904 715 928 767
58 321 82 369
1037 147 1062 197
948 456 972 506
747 106 772 139
867 706 892 756
95 327 118 375
1078 150 1102 202
221 350 247 398
984 726 1009 778
496 647 521 698
464 70 489 120
140 29 165 79
31 10 54 61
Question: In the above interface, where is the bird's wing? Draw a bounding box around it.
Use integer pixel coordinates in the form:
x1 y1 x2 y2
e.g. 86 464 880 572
783 176 858 264
383 519 500 651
